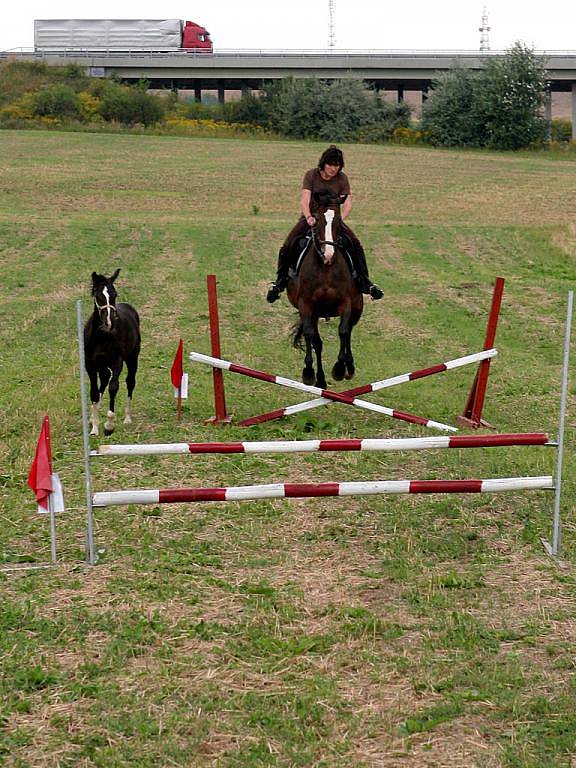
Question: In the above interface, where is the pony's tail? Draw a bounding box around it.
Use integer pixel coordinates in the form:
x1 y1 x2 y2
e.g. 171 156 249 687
290 320 304 349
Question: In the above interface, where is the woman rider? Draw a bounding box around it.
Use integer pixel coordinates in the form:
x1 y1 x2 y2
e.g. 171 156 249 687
266 145 383 303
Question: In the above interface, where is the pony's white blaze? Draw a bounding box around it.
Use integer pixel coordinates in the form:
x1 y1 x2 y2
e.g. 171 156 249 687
323 209 335 263
102 287 112 329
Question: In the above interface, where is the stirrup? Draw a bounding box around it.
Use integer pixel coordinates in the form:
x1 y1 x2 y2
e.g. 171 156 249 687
369 284 384 300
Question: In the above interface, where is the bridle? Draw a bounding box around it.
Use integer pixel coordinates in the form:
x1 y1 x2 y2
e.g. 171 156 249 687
310 208 339 264
94 285 118 328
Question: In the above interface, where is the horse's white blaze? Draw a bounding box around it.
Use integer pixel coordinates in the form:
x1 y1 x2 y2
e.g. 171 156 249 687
102 287 112 329
90 403 100 436
323 209 335 263
124 398 132 425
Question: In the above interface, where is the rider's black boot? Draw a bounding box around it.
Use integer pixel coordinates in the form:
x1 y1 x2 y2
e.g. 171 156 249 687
266 247 290 303
353 243 384 300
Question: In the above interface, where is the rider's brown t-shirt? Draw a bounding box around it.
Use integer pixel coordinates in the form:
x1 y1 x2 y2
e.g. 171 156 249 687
303 168 351 214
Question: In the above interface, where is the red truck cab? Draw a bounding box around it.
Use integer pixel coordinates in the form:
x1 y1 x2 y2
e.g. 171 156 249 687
182 20 213 51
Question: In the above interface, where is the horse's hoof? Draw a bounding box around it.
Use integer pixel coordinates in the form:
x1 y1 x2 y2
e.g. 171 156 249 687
90 428 98 437
345 365 355 380
316 376 327 389
123 416 132 425
332 362 346 381
302 368 315 386
104 428 114 437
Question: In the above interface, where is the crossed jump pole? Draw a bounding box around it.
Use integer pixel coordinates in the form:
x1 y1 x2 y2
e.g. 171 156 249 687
190 351 461 432
202 275 505 429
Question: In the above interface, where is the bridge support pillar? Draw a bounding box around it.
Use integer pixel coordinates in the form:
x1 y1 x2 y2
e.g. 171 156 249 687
545 88 552 140
397 85 405 102
217 85 225 104
194 83 202 103
572 82 576 141
241 83 251 98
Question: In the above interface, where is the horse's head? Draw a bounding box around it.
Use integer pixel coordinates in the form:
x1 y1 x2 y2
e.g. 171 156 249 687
91 269 120 332
312 189 348 265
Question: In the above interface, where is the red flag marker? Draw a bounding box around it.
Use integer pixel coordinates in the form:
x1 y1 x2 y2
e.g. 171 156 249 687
171 339 184 389
28 415 53 510
171 339 184 420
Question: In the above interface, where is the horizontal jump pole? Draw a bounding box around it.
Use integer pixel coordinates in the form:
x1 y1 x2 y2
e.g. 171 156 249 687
95 433 550 457
92 476 554 506
190 351 457 432
238 348 498 427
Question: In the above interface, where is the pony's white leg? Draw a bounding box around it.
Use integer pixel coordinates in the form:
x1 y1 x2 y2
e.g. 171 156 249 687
89 403 100 437
104 410 116 435
123 398 132 425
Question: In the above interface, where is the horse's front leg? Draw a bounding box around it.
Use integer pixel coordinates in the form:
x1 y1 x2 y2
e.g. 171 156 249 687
299 310 316 387
86 363 101 436
104 360 123 436
333 308 354 381
311 318 326 390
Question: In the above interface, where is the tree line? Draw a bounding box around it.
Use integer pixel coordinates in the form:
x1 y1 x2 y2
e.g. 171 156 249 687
0 44 565 150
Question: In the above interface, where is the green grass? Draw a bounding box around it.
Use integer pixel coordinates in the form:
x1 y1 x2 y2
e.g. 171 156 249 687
1 129 576 766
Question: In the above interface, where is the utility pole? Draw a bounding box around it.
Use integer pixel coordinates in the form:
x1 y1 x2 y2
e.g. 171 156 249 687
328 0 336 50
479 6 491 52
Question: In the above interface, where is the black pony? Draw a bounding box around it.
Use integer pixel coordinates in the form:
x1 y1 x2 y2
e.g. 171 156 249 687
84 269 141 437
287 190 363 389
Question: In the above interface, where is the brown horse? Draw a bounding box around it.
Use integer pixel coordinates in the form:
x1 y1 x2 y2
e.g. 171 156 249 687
287 190 363 390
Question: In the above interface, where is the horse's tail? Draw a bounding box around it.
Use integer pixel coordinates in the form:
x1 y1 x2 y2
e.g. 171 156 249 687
290 320 305 350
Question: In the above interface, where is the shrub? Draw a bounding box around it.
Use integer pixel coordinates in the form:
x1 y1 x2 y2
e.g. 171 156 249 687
97 82 164 126
29 85 83 120
550 119 573 142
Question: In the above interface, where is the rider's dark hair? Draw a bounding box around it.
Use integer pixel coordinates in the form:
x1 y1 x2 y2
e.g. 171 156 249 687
318 145 344 171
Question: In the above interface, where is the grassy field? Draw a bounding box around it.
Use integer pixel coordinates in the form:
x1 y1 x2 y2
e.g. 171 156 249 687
1 129 576 767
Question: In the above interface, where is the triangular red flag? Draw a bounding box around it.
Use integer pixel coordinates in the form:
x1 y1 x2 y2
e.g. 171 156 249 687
28 415 53 510
171 339 184 389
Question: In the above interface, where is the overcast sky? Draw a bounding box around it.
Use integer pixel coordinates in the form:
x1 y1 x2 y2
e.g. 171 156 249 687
2 1 576 53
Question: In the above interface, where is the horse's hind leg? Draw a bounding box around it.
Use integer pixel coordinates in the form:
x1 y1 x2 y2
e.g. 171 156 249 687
104 360 123 436
124 351 139 425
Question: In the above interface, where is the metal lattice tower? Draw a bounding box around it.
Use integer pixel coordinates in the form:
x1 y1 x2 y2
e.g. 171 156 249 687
328 0 336 49
479 6 491 51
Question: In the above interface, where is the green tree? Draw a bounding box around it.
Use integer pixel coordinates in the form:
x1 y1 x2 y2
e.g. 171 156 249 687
422 43 548 150
420 67 481 146
473 42 547 150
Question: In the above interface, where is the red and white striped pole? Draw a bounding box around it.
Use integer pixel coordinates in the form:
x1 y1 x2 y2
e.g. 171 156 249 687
237 348 497 427
190 351 458 432
93 475 554 507
95 433 550 457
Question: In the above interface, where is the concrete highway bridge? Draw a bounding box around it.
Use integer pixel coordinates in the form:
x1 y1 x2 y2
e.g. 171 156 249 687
2 49 576 136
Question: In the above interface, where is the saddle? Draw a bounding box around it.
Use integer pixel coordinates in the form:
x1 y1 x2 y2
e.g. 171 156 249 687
288 231 357 279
